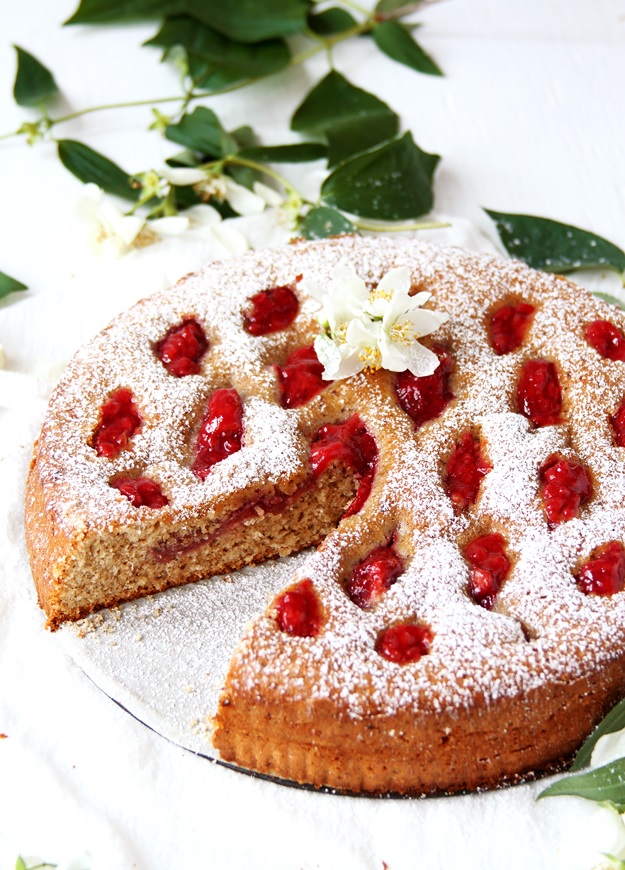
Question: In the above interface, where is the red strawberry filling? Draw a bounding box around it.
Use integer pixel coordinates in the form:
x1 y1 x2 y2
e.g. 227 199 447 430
464 533 510 609
192 388 243 480
346 543 404 609
376 623 433 664
243 285 299 336
539 454 592 525
155 318 208 377
311 414 378 517
489 302 535 355
445 432 491 512
92 388 141 458
151 478 316 563
611 399 625 447
577 542 625 596
395 344 453 429
112 476 168 509
585 320 625 362
517 360 562 427
277 345 326 409
275 579 321 637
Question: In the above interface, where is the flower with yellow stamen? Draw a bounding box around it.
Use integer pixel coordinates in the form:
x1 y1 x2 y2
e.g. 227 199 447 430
304 263 448 381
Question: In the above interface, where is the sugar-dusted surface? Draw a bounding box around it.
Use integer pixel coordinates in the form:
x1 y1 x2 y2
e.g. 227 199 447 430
32 235 625 788
211 237 625 722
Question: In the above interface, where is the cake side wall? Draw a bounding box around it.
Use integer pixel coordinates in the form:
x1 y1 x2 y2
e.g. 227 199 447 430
213 656 625 794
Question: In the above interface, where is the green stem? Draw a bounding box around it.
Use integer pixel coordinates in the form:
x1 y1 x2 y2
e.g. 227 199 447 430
337 0 371 17
293 18 374 64
1 12 382 142
352 218 450 232
374 0 443 22
221 155 307 205
50 93 186 126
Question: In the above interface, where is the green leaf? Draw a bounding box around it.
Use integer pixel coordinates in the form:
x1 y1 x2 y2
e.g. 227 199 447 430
325 116 398 167
183 0 308 43
291 71 398 165
375 0 416 11
238 143 327 163
299 206 355 240
593 292 625 311
291 70 397 138
66 0 175 25
538 758 625 805
0 271 28 301
321 131 439 220
230 126 257 150
225 164 260 191
571 697 625 772
57 140 139 201
165 107 238 158
485 210 625 277
13 46 59 107
165 149 201 168
187 58 245 91
375 0 422 11
15 858 27 870
145 16 290 88
308 7 357 35
172 184 203 210
372 21 442 76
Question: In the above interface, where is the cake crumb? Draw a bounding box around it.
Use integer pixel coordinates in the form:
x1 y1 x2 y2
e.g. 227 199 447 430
190 717 214 740
74 612 105 637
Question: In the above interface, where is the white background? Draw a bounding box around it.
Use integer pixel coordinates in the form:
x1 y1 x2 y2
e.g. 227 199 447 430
1 1 625 868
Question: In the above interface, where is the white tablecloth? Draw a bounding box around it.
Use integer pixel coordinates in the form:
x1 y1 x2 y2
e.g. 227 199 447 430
2 2 625 867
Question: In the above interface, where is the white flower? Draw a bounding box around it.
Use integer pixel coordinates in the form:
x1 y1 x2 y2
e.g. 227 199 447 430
592 730 625 769
558 804 625 869
80 186 248 258
308 263 448 381
81 184 151 255
161 166 267 216
161 166 206 186
223 177 266 216
133 168 169 200
179 204 248 256
253 180 284 207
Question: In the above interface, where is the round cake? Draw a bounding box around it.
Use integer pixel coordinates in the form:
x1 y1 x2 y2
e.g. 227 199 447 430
25 235 625 795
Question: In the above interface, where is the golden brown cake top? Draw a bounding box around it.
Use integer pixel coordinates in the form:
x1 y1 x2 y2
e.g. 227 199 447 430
31 235 625 717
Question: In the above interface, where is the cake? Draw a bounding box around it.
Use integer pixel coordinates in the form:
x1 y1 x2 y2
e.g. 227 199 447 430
24 236 625 795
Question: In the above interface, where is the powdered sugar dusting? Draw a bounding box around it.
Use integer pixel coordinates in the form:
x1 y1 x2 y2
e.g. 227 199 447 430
36 236 625 731
202 238 625 720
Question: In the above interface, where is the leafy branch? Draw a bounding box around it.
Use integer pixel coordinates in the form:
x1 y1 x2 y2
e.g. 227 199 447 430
3 0 440 143
4 1 447 248
4 0 625 293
